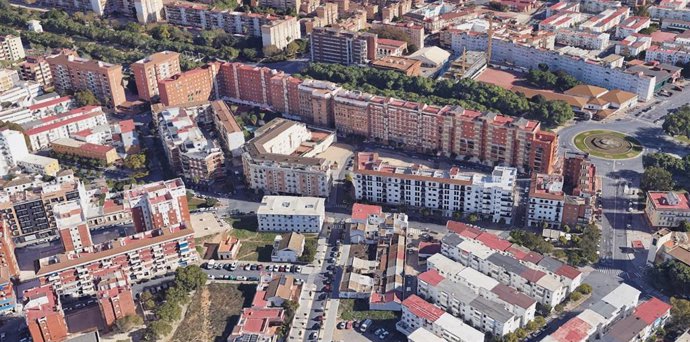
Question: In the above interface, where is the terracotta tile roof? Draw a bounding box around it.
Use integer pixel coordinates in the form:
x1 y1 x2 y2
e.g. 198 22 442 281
634 297 671 325
402 294 444 322
351 203 383 221
418 269 445 286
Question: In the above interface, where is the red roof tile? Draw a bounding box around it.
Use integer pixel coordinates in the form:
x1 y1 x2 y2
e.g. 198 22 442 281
446 220 482 238
476 232 512 251
550 317 591 342
634 298 671 325
555 264 582 280
118 119 135 133
419 242 441 255
27 96 72 111
418 269 445 286
402 294 444 322
351 203 383 221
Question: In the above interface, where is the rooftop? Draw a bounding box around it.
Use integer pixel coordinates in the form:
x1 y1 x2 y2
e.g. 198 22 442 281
257 196 325 216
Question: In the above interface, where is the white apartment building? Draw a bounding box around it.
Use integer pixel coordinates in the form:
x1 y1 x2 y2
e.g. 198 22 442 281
0 35 25 61
135 0 164 23
257 196 325 233
210 101 244 157
615 34 652 57
123 178 189 232
616 16 651 39
25 106 108 151
261 17 301 49
650 0 690 22
353 152 516 223
0 129 29 176
528 174 565 229
242 118 334 198
449 30 655 101
579 7 630 33
539 12 583 31
555 30 610 51
396 294 485 342
646 44 690 65
581 0 622 13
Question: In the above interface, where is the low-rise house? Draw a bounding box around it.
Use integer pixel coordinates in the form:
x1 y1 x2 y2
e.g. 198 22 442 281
271 232 305 262
218 235 241 260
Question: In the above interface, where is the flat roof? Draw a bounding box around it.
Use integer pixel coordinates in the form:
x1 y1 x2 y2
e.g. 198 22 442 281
257 196 325 216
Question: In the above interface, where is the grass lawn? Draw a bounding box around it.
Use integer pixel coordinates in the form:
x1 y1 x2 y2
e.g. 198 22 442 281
171 283 255 342
188 196 206 211
573 130 643 159
225 216 277 262
673 134 690 144
338 299 399 321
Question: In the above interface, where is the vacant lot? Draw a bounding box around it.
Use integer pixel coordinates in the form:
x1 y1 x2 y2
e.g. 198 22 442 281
338 299 399 321
225 216 277 261
171 283 254 342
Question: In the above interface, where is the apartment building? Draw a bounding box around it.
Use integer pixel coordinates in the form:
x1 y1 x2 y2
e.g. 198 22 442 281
396 294 485 342
0 173 87 242
528 173 565 228
131 51 181 101
555 30 610 50
543 284 641 342
19 56 53 87
158 104 225 185
616 16 651 38
24 286 69 342
258 0 299 11
0 69 18 93
24 105 108 151
51 138 119 165
54 200 94 254
261 17 301 50
647 228 690 266
352 152 516 223
242 118 335 197
209 100 245 157
499 0 537 11
545 1 580 16
46 52 126 107
123 178 191 233
0 222 18 315
0 35 25 61
369 21 425 49
135 0 164 23
218 62 284 107
650 0 690 21
0 129 30 176
581 0 622 13
645 191 690 228
257 195 325 233
158 63 219 107
646 44 690 65
539 12 583 32
615 34 652 57
600 298 671 342
310 27 377 65
580 7 631 33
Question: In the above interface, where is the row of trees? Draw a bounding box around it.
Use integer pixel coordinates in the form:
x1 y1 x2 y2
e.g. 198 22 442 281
641 152 690 194
527 68 581 92
141 266 207 341
663 105 690 140
297 63 574 127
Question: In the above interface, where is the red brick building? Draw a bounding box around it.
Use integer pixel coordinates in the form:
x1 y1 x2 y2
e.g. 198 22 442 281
131 51 181 101
158 63 219 107
124 178 191 233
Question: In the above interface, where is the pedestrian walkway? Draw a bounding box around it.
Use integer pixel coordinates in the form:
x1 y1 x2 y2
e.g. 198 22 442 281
594 267 623 277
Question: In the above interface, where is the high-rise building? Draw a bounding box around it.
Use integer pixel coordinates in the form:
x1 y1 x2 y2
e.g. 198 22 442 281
134 0 164 23
261 17 301 50
123 178 190 233
0 35 25 61
131 51 181 101
0 128 30 176
19 56 53 87
310 27 377 65
46 52 126 107
98 286 137 330
157 63 219 107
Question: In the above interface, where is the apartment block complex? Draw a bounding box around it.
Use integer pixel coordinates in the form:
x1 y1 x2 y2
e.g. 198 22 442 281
0 35 25 61
257 195 325 233
616 16 651 38
353 152 516 223
24 105 109 151
123 179 191 233
579 7 630 33
310 27 377 65
38 0 163 23
158 104 225 185
46 52 126 107
158 63 219 107
242 118 335 197
396 294 485 342
131 51 181 101
19 56 53 87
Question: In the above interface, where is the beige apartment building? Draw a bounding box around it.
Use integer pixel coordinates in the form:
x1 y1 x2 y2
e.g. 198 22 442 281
0 35 25 61
46 51 126 107
131 51 181 101
19 56 53 87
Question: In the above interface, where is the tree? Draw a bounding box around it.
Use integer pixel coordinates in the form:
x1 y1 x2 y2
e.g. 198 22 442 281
299 238 317 263
641 166 675 192
114 314 143 333
156 301 181 321
467 213 479 223
679 220 690 232
576 283 592 295
174 265 207 292
668 297 690 336
241 48 258 61
165 285 190 305
569 291 582 302
487 1 509 11
74 90 100 107
145 320 172 341
204 197 219 207
509 230 554 254
653 260 690 296
124 153 147 170
663 105 690 138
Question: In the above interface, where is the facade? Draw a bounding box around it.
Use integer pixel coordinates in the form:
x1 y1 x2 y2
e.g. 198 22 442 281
210 100 245 157
371 56 422 76
310 27 377 65
0 69 18 93
645 191 690 228
25 106 108 151
580 7 630 33
353 152 516 223
0 129 30 176
54 200 94 254
600 298 671 342
527 173 565 228
261 17 301 50
135 0 164 23
51 138 119 165
0 35 25 61
123 178 191 233
257 196 325 233
46 52 126 107
242 118 335 197
258 0 300 11
217 235 241 260
615 34 652 57
17 155 61 177
157 104 225 185
157 63 219 107
616 16 651 38
271 232 305 262
369 21 425 49
19 56 53 87
555 30 610 51
24 286 69 342
0 221 18 315
396 294 485 342
131 51 181 101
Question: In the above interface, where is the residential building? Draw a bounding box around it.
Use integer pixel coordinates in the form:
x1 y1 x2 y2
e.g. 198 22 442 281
157 63 219 107
258 0 300 12
46 52 126 107
157 104 225 185
546 1 580 16
645 191 690 228
601 298 671 342
0 129 30 176
0 35 25 61
123 178 191 233
54 200 93 254
0 173 87 242
209 100 245 157
0 69 19 92
135 0 164 23
24 105 108 151
581 0 622 13
218 62 287 108
647 228 690 266
543 284 641 342
315 3 339 26
295 79 341 127
111 119 140 153
19 56 53 87
369 21 425 49
310 27 377 65
257 196 325 233
539 12 583 32
17 154 60 177
24 286 68 342
498 0 537 11
396 294 485 342
271 232 305 262
27 95 73 119
555 30 610 50
352 152 517 223
580 7 631 33
217 235 241 260
97 286 137 330
371 56 422 76
51 138 119 165
261 17 301 50
616 16 651 38
615 34 652 58
131 51 181 101
645 44 690 65
527 173 565 228
242 118 335 197
650 1 690 22
0 221 18 315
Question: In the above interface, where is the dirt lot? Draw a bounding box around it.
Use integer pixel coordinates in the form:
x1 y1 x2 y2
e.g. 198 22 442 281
475 67 524 90
171 283 254 342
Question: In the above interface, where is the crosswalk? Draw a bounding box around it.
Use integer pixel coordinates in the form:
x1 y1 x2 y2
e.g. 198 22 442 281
594 267 623 277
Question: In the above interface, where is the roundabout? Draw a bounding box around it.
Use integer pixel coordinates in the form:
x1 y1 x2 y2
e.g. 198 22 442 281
573 130 643 160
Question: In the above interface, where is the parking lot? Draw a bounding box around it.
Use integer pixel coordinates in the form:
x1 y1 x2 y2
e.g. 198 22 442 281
201 261 309 282
333 319 406 342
